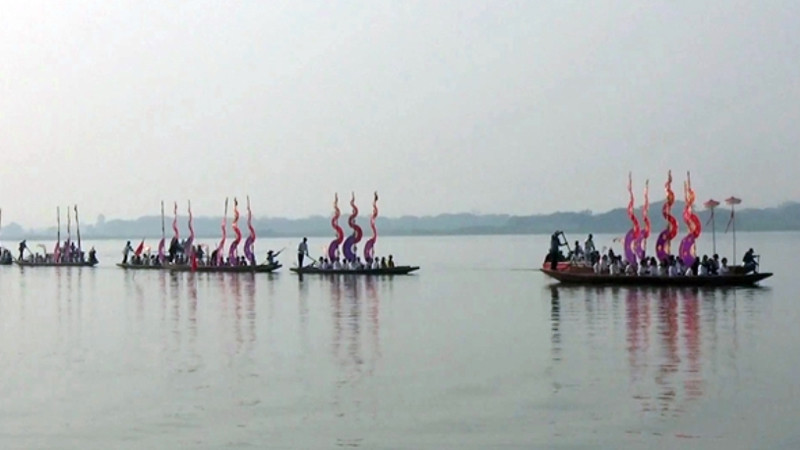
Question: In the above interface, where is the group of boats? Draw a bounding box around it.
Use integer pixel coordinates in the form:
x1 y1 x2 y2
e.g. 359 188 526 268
1 178 775 287
4 195 420 276
540 172 773 287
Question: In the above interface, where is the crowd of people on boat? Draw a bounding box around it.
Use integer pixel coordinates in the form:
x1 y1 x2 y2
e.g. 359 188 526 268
546 231 759 277
16 240 98 265
121 237 282 268
296 237 395 270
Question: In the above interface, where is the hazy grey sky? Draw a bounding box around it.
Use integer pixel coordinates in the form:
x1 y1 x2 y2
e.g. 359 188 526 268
2 0 798 228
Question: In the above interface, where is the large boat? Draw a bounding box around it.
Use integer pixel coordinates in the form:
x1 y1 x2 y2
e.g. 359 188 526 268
18 260 98 268
116 263 176 270
169 262 282 273
541 267 772 287
290 265 419 276
16 205 98 268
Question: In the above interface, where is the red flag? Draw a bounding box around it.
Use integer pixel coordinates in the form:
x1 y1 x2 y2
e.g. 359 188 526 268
724 208 734 233
134 239 145 256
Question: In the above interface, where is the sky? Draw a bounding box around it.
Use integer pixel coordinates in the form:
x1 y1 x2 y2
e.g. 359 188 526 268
1 0 799 228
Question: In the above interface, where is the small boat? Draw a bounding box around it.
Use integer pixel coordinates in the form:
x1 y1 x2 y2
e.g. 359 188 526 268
290 265 420 275
168 263 282 273
541 268 772 287
17 260 98 268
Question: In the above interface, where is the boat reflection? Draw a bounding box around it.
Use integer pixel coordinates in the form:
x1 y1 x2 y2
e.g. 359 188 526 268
324 275 383 428
548 284 766 418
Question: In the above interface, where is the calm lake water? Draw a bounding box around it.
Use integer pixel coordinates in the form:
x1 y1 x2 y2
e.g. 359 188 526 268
0 232 797 449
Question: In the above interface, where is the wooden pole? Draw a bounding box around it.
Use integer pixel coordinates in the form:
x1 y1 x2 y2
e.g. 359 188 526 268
74 205 81 252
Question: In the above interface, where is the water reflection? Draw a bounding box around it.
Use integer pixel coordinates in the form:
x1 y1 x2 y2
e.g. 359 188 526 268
549 285 767 419
325 275 383 434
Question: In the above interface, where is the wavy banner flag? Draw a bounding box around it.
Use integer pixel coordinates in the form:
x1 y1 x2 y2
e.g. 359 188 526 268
217 198 229 265
244 196 256 265
363 192 379 262
678 172 702 266
623 172 641 264
228 198 242 265
187 201 195 261
172 201 180 241
342 192 363 262
655 170 678 261
636 180 651 260
328 193 344 261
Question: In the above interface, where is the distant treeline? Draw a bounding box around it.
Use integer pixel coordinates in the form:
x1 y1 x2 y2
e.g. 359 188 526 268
2 200 799 240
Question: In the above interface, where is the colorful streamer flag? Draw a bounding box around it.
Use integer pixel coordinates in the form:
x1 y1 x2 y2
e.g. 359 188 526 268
134 239 145 256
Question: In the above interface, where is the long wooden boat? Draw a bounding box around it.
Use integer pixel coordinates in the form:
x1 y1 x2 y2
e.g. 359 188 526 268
116 263 176 270
541 268 772 287
16 260 98 268
168 263 282 273
290 265 420 275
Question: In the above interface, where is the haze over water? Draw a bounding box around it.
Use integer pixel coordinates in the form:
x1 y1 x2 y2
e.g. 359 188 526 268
0 233 796 449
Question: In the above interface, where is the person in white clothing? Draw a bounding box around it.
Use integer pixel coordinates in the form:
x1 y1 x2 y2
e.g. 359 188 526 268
718 257 730 275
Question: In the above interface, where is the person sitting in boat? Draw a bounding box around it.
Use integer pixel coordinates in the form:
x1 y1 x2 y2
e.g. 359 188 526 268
266 250 280 266
332 257 341 270
710 254 720 275
371 257 380 270
637 258 649 276
387 255 395 268
379 256 387 269
698 255 709 276
742 248 758 274
719 257 730 275
570 240 583 261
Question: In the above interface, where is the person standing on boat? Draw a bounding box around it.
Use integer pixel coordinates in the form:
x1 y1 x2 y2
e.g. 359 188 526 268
18 240 27 261
297 237 309 267
585 234 596 263
122 240 134 264
548 232 560 270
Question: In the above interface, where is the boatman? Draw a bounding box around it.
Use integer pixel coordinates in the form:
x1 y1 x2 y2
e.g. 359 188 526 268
18 240 27 261
122 240 134 264
297 237 309 267
549 232 560 270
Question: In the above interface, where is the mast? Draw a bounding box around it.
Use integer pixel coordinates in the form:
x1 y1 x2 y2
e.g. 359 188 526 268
74 205 82 252
161 200 165 241
57 207 61 247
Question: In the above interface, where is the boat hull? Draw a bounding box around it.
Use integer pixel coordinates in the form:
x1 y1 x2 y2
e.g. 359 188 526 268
117 263 172 270
169 263 282 273
290 265 420 275
541 268 772 287
16 261 98 268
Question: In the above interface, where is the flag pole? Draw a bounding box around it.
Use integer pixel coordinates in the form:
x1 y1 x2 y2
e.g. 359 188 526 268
74 205 81 253
732 203 737 263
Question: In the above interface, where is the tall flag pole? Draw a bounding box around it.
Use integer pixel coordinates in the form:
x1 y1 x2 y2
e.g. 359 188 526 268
74 205 82 253
158 201 166 265
55 207 61 263
725 196 742 263
703 199 720 255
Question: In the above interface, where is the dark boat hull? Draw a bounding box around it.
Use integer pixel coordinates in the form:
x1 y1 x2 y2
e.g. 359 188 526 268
290 265 420 275
541 268 772 287
16 261 98 268
168 263 282 273
117 263 172 270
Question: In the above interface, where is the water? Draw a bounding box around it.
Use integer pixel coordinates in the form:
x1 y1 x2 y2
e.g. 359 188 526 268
0 233 797 449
